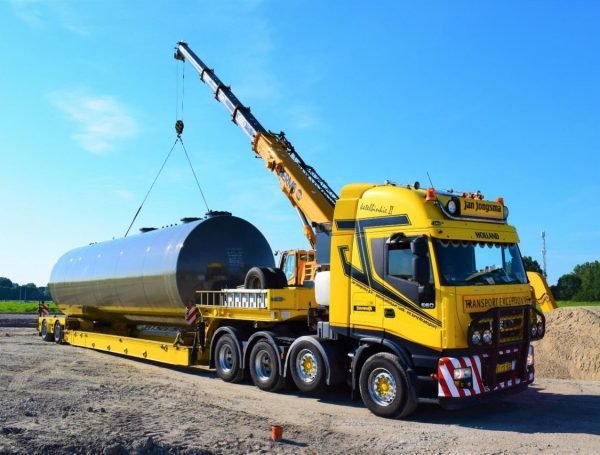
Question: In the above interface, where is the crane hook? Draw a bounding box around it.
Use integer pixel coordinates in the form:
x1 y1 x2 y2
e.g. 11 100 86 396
175 119 184 136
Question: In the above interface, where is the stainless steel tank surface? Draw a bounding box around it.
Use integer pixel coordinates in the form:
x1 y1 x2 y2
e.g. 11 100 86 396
49 213 275 326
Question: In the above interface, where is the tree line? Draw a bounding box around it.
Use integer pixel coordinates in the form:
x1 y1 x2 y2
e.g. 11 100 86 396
0 277 51 301
523 257 600 301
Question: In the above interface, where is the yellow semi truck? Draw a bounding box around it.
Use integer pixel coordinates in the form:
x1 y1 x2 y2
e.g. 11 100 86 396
39 42 551 419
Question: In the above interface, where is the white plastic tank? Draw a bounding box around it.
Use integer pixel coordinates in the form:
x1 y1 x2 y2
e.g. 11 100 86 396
314 271 330 307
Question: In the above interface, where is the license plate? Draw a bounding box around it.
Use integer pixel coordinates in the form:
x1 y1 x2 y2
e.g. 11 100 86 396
496 362 512 374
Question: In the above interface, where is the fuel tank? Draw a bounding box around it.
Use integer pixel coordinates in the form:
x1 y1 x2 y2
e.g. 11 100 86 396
49 212 274 326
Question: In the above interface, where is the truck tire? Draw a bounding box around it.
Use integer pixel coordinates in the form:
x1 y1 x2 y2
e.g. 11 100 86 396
214 334 245 383
53 321 64 344
244 267 286 289
40 320 53 342
289 340 327 395
249 340 284 392
359 352 417 419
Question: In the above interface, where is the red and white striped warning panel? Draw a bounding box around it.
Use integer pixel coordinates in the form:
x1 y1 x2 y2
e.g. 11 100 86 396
185 304 199 325
437 346 535 398
38 303 49 317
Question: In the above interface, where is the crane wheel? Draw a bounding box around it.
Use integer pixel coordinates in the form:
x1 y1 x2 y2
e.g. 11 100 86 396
244 267 286 289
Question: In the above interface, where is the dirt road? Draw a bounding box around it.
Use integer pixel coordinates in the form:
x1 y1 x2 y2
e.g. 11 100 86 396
1 325 599 454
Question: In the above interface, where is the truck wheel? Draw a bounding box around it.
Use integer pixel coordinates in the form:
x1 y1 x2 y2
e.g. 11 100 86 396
359 352 417 419
289 340 326 395
214 334 244 383
249 340 284 392
53 321 64 344
40 320 53 342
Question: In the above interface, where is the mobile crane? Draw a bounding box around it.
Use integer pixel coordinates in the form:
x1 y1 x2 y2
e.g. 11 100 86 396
174 42 335 286
38 42 552 420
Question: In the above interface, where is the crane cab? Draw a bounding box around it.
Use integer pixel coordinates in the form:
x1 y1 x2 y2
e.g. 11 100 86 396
278 249 316 286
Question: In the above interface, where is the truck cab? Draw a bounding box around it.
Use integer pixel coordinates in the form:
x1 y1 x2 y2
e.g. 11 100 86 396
320 182 544 407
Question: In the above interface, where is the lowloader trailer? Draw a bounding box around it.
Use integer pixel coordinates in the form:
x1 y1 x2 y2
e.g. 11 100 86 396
39 42 552 419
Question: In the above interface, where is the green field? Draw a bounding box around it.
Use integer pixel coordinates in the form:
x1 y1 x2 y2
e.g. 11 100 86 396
556 300 600 307
0 301 60 314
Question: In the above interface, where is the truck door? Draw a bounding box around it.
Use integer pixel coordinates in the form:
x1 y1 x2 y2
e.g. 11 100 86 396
367 235 434 334
350 232 383 333
382 239 420 332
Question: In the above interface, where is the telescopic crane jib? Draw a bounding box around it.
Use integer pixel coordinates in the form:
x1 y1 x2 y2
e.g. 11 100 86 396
174 41 338 248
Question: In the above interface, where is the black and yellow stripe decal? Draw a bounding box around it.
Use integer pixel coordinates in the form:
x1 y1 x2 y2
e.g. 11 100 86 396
337 216 442 328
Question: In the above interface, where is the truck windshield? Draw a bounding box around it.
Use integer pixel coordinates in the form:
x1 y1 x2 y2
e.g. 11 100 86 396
433 239 527 286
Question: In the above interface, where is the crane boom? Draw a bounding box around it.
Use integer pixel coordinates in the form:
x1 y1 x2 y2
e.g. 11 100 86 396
174 41 337 247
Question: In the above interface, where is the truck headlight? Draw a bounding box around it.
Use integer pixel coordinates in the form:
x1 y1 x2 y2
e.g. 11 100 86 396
537 322 544 337
453 367 472 380
471 330 481 345
531 324 538 337
482 329 493 344
527 352 534 367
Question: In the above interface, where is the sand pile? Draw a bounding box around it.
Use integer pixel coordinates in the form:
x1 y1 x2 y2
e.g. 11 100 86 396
533 307 600 380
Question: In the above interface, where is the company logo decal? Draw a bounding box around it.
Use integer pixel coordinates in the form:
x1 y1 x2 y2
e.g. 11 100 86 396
463 295 531 312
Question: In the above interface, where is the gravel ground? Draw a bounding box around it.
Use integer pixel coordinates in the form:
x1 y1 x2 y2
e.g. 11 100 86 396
0 314 599 454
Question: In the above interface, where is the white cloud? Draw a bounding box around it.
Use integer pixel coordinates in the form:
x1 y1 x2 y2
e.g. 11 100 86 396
10 0 90 36
112 189 136 201
287 105 320 130
10 0 44 28
48 90 139 154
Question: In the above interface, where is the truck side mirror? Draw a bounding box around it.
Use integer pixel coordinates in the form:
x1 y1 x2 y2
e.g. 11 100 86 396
411 236 428 257
411 237 430 286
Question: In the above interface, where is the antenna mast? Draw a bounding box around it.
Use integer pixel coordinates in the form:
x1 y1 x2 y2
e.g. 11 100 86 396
541 231 547 278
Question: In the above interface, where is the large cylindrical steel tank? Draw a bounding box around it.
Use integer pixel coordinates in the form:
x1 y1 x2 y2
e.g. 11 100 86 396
49 212 274 326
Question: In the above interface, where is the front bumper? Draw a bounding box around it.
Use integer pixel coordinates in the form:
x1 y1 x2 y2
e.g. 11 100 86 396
436 345 534 399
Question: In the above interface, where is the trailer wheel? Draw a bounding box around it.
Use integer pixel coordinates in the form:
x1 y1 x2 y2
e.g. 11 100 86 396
359 352 417 419
249 341 284 392
53 321 64 344
40 320 53 342
214 334 244 383
289 340 326 395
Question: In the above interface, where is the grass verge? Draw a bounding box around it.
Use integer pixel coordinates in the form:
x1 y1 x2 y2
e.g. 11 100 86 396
556 300 600 308
0 301 59 314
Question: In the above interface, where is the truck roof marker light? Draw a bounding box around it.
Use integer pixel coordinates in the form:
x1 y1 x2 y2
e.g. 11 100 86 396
425 188 437 201
497 197 504 205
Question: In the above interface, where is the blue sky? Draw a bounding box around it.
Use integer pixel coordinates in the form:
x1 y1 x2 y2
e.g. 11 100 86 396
1 1 598 287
